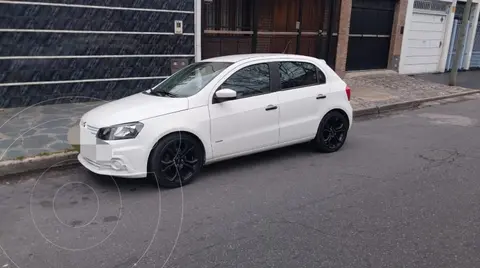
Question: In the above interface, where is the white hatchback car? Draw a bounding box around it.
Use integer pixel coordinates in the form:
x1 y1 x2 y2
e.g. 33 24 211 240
78 54 353 187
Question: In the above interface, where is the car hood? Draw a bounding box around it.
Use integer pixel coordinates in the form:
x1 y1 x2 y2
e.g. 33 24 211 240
81 93 189 127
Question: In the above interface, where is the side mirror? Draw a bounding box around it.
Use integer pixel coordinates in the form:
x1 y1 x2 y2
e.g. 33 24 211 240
214 88 237 102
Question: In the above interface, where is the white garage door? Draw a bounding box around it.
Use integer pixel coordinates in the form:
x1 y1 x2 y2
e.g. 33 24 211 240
402 10 447 74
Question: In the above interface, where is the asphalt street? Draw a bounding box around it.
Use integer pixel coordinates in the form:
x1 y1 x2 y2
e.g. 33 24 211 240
1 97 480 268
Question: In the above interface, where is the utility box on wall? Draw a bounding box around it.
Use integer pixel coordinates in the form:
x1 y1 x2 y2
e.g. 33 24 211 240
174 20 183 34
171 58 189 74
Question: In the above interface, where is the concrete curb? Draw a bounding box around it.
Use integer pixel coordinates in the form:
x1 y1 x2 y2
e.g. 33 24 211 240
1 89 480 178
353 107 379 117
0 152 79 178
353 89 480 118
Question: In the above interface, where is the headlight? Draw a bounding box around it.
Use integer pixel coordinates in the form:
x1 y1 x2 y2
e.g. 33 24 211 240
96 122 144 140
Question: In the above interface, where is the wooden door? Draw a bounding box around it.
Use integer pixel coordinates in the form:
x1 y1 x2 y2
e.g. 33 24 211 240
202 0 254 59
256 0 300 54
258 0 326 57
299 0 325 57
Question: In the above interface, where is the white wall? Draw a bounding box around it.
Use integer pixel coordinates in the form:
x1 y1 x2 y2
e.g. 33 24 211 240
194 0 202 62
399 0 453 74
398 0 416 74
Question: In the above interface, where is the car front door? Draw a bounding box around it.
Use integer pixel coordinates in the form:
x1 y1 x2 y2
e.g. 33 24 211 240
209 62 280 159
276 61 330 143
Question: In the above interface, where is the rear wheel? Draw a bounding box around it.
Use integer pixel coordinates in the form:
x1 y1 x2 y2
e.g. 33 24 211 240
148 133 204 188
312 111 349 153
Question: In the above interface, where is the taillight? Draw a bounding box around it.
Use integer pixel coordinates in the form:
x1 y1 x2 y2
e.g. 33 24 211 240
345 85 351 101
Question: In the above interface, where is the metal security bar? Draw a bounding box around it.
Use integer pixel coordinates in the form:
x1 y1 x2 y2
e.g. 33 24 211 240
446 19 472 71
204 0 253 31
413 0 450 12
470 25 480 68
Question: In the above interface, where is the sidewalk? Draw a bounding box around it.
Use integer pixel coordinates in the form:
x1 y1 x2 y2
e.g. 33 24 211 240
413 70 480 90
1 71 479 161
0 102 103 160
345 70 480 110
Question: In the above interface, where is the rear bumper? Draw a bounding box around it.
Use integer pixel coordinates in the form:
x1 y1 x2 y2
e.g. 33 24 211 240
345 103 354 130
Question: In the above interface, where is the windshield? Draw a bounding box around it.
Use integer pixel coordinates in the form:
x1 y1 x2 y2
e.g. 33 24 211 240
147 61 232 97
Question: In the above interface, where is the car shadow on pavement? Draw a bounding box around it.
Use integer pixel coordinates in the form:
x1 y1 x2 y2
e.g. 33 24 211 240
85 170 157 193
196 143 315 181
1 141 344 193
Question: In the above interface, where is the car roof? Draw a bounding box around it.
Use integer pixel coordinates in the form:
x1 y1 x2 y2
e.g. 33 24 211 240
203 53 323 63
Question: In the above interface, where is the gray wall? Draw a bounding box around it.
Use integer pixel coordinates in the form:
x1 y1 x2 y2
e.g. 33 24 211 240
0 0 195 108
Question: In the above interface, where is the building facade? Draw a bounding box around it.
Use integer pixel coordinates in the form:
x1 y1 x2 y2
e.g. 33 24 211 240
0 0 198 108
201 0 408 77
0 0 409 109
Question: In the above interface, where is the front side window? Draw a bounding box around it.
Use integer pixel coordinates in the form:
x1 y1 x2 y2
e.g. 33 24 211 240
147 61 232 97
278 61 321 90
220 63 271 99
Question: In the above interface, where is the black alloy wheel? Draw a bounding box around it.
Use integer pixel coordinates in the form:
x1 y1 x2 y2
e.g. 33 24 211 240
149 133 204 188
313 111 349 153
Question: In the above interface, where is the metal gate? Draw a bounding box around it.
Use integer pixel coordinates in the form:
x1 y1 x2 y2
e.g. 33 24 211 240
346 0 396 71
470 23 480 68
446 19 473 70
201 0 340 68
446 2 477 70
202 0 255 59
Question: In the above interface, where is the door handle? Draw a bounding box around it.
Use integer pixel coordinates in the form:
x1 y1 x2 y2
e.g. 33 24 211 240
316 94 327 99
265 105 278 111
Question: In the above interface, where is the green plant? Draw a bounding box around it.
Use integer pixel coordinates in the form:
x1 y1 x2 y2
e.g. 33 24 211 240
12 145 80 161
71 144 80 152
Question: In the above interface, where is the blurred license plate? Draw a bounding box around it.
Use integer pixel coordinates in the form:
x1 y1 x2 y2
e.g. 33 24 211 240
80 144 111 161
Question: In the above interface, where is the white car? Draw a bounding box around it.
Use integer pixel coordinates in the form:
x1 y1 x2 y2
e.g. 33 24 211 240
78 54 353 187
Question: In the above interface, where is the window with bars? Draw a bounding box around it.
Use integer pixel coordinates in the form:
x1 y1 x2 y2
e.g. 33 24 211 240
204 0 254 31
413 0 449 12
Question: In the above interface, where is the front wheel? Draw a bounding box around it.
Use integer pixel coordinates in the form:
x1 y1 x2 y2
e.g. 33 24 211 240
148 133 204 188
312 111 349 153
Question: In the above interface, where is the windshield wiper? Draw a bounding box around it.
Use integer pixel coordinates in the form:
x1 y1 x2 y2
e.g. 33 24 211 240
159 91 178 97
146 89 178 98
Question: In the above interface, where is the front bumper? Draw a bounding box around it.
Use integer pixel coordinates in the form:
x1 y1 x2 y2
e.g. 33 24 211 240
78 153 147 178
77 124 148 178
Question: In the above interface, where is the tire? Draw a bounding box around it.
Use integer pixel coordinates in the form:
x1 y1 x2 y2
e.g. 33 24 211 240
312 111 349 153
148 133 205 188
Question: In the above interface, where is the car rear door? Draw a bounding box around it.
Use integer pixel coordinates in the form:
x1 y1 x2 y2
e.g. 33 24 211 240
208 62 280 159
275 61 331 143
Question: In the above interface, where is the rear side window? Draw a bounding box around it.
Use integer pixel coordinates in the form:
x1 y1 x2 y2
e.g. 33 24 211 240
278 61 326 90
317 66 326 84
